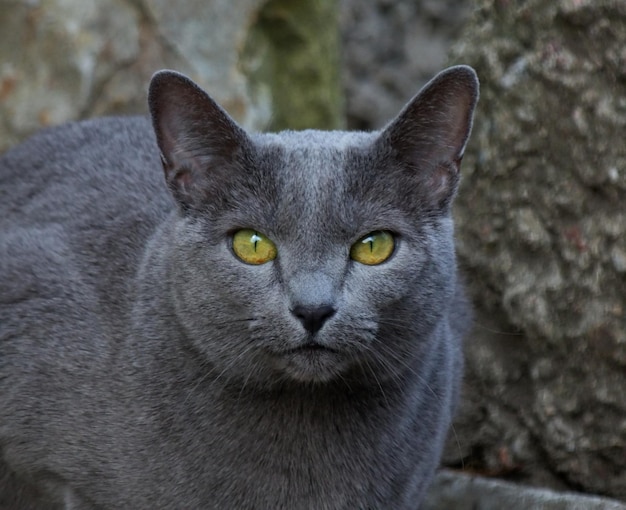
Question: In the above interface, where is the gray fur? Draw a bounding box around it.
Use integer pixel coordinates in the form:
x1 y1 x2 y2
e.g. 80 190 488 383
0 66 478 509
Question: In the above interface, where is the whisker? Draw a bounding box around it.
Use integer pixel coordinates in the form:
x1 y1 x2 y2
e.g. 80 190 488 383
237 365 255 403
376 314 525 338
183 340 258 407
370 338 465 467
209 316 266 328
363 355 390 407
472 322 524 336
212 341 258 386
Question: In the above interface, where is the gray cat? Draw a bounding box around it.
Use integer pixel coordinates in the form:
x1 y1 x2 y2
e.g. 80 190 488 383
0 65 478 509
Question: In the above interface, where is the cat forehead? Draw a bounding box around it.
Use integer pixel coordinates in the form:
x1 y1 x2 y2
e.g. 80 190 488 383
252 129 377 155
249 130 379 189
235 130 384 237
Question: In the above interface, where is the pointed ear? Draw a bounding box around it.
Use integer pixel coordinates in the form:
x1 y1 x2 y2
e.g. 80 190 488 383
379 65 479 211
148 70 251 211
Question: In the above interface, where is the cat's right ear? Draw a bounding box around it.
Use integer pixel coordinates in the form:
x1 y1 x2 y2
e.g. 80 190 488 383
148 70 251 211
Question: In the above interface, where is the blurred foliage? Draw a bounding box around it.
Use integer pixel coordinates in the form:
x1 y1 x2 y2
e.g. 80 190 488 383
242 0 344 131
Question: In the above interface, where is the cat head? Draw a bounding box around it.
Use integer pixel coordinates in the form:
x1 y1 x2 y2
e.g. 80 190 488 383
148 67 478 386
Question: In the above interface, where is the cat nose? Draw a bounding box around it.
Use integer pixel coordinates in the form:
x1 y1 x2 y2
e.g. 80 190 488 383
290 304 336 335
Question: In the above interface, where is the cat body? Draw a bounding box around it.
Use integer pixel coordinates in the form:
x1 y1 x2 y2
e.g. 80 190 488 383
0 67 478 509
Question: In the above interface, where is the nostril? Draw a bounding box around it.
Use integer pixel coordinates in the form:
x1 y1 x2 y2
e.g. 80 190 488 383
291 304 336 335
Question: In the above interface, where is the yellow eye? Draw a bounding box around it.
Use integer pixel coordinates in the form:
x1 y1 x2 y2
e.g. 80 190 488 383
232 229 277 265
350 231 395 265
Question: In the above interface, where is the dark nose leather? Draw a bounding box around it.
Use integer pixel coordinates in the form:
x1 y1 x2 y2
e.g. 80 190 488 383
291 304 336 335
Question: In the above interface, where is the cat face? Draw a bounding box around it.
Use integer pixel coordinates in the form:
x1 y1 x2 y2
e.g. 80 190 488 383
149 67 478 386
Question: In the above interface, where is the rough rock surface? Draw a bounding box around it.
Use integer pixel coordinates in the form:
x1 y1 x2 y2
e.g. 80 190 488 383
340 0 471 129
447 0 626 500
0 0 341 153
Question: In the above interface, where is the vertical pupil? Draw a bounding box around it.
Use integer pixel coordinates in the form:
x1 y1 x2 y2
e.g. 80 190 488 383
251 232 261 251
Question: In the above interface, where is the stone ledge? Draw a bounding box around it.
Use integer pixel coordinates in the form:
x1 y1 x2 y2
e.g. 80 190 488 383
424 470 626 510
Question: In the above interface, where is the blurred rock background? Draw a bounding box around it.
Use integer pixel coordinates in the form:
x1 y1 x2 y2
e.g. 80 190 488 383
0 0 342 151
1 0 625 507
448 0 626 500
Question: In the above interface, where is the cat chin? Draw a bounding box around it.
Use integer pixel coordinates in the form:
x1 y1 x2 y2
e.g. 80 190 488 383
273 348 351 384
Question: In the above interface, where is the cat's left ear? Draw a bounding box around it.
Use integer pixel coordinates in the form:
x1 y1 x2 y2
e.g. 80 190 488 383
148 70 251 211
379 65 479 211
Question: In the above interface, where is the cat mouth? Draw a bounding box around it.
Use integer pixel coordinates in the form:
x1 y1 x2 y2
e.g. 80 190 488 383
272 341 348 383
284 342 339 355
